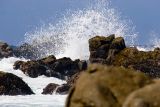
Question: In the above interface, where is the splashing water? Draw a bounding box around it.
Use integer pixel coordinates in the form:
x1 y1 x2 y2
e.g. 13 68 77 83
24 0 138 60
150 31 160 48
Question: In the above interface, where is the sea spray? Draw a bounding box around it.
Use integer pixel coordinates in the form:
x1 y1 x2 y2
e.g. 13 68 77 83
150 31 160 48
24 0 137 60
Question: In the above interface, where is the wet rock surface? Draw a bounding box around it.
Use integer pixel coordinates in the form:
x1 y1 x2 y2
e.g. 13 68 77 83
42 72 83 95
42 83 59 95
13 55 87 79
13 60 47 78
0 71 34 95
0 42 13 58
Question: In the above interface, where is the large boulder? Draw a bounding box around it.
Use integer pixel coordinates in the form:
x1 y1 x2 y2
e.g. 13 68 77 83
0 42 13 58
13 55 87 79
123 81 160 107
66 64 151 107
0 71 34 95
89 34 126 64
89 35 160 78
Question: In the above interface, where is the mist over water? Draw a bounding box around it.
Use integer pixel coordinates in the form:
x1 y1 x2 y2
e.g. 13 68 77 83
24 0 138 60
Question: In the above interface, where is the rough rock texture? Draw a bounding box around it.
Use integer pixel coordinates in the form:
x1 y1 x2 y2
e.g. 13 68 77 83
42 83 59 95
0 42 13 58
66 64 151 107
0 71 34 95
89 34 126 64
42 72 82 95
123 81 160 107
47 57 87 79
89 35 160 78
13 60 47 78
13 55 87 79
39 55 57 65
113 47 160 78
56 84 70 95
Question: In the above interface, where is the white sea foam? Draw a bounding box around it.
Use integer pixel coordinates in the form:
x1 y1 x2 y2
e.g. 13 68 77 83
0 95 66 107
24 0 138 60
0 57 66 107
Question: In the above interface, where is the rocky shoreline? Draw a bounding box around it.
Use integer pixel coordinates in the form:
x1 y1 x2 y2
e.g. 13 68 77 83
0 34 160 107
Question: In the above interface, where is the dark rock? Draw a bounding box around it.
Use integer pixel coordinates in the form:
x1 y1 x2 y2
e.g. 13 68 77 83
89 34 126 64
39 55 56 65
42 72 83 95
66 64 151 107
0 42 13 58
0 71 34 95
13 61 24 70
13 60 47 78
89 34 115 51
42 83 59 95
44 57 87 79
56 84 70 95
13 55 87 79
89 35 160 78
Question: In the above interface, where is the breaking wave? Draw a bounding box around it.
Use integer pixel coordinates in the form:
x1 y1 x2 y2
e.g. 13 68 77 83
24 0 138 60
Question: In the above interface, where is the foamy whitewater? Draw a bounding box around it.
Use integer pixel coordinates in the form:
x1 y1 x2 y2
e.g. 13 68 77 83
1 0 160 107
0 57 67 107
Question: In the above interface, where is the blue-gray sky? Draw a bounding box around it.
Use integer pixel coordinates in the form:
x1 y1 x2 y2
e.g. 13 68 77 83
0 0 160 45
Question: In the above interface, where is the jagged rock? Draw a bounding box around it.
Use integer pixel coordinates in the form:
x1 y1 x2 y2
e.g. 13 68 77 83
89 35 160 78
123 81 160 107
56 84 70 95
42 83 59 95
42 72 83 95
13 55 87 79
0 42 13 58
66 64 151 107
0 71 34 95
89 34 126 64
39 55 56 65
47 57 87 79
13 60 47 78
